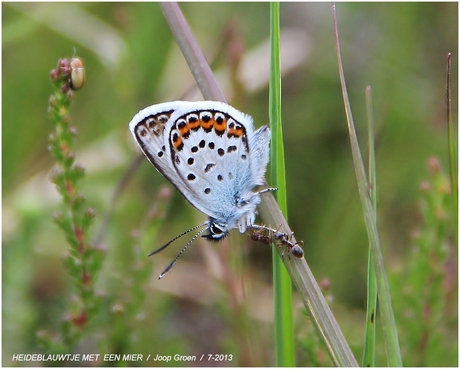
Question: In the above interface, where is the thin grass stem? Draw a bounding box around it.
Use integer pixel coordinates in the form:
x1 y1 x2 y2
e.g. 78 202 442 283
159 2 225 102
269 3 295 366
446 53 458 238
333 3 402 366
362 85 378 367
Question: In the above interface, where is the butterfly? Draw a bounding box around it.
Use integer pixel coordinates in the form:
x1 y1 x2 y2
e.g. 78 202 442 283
129 100 275 278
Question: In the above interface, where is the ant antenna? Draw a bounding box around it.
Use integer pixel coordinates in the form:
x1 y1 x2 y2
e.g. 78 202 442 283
250 224 278 234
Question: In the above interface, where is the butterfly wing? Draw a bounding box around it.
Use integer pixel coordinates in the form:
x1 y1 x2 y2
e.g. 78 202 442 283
129 101 270 229
130 101 230 218
248 125 271 187
129 101 187 192
166 101 270 224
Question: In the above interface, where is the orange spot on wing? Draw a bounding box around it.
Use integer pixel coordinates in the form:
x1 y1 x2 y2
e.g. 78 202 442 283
214 117 227 135
201 118 214 130
173 135 183 150
189 119 201 131
178 124 190 137
215 118 227 130
228 126 243 138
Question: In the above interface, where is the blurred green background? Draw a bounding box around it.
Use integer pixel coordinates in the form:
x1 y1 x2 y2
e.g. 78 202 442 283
3 2 457 366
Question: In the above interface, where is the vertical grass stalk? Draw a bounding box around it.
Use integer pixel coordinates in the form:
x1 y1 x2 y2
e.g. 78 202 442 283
362 86 378 367
446 53 457 236
269 2 295 366
333 4 402 366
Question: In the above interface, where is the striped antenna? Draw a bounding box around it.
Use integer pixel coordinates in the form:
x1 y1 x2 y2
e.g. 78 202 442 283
148 221 208 256
158 226 210 279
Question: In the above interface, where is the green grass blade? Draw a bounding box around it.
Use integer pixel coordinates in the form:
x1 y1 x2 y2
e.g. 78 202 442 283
333 4 402 366
446 53 458 238
269 3 295 366
362 86 377 367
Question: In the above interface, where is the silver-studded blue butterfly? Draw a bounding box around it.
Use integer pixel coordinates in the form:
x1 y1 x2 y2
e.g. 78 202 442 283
129 101 273 278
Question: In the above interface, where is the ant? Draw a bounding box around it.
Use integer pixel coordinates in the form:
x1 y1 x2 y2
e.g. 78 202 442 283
250 225 304 259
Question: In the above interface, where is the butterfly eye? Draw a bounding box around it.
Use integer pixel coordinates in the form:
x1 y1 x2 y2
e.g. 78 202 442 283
210 223 224 235
203 222 229 241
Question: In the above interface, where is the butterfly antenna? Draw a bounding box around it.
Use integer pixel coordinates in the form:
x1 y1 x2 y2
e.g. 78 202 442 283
148 222 208 256
158 226 209 279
